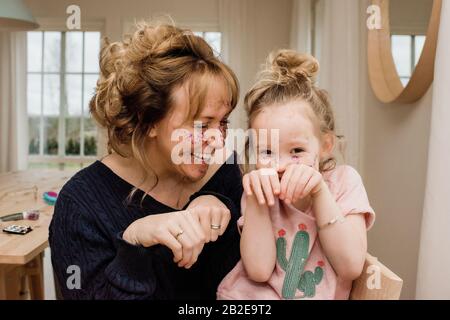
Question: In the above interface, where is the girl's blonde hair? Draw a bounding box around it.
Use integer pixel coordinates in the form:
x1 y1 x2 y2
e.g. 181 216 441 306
89 21 239 197
244 49 342 172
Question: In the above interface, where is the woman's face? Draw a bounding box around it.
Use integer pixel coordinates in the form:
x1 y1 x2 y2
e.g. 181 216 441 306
149 76 233 182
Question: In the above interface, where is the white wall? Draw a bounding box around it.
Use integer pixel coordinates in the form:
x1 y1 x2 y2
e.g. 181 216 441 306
359 0 432 299
416 0 450 299
25 0 220 40
363 84 432 300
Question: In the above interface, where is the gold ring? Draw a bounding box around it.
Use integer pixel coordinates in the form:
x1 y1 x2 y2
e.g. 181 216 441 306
211 224 221 230
175 230 184 239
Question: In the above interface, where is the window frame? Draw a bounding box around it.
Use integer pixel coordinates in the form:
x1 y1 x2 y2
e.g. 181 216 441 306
27 19 104 168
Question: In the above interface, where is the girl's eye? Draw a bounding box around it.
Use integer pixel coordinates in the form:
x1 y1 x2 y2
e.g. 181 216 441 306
260 150 272 156
292 148 304 154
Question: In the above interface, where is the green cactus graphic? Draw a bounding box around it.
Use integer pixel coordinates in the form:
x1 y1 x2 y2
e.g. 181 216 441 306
276 224 324 299
298 267 324 297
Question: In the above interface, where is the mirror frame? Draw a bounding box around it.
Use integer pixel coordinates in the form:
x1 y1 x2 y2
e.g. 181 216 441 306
368 0 442 103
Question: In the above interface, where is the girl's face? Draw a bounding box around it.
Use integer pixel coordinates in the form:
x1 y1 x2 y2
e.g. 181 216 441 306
251 100 329 177
149 76 232 182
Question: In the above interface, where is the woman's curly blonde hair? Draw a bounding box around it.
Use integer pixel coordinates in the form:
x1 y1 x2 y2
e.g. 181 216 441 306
244 49 343 173
89 21 239 189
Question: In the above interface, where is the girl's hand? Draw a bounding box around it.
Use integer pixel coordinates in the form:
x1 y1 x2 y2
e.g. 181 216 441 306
186 195 231 243
279 163 324 204
123 210 207 269
242 168 280 206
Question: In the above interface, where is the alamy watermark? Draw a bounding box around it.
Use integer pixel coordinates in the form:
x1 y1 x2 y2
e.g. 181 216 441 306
367 4 382 30
66 265 81 290
170 124 280 168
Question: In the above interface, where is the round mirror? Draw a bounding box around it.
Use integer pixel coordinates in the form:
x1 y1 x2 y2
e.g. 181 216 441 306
368 0 442 103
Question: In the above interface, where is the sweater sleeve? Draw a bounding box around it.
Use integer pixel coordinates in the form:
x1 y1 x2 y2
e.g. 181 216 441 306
49 193 161 300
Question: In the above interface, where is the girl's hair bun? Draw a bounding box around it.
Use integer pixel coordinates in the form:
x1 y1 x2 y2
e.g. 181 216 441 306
269 49 319 84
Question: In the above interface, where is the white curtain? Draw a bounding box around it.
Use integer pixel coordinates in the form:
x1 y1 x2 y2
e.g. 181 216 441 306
219 0 255 132
219 0 292 133
0 31 28 173
416 0 450 299
311 0 362 169
290 0 313 54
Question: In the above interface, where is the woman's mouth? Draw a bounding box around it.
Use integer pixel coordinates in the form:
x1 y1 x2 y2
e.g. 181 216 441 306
191 152 213 164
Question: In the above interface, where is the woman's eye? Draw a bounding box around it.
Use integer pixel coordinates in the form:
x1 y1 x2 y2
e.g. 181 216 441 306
194 124 208 130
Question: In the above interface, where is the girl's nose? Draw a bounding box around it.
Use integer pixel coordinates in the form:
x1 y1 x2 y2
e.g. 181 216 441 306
276 167 285 180
276 157 290 176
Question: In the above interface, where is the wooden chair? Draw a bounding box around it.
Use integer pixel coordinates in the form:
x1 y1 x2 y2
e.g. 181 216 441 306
350 253 403 300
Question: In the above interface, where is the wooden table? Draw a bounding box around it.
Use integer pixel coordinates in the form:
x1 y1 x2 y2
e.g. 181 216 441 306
0 169 75 299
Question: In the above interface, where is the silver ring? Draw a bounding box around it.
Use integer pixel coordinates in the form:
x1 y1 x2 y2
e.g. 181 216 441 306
211 224 221 230
175 230 184 239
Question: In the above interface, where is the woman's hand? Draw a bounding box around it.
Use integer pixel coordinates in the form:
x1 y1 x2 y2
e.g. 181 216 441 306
242 168 280 206
279 163 325 204
123 210 207 269
186 195 231 243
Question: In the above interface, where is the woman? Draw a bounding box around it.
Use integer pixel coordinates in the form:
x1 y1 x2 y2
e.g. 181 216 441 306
49 22 242 300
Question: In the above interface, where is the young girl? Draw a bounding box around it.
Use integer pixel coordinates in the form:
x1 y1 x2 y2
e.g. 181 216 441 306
217 50 375 300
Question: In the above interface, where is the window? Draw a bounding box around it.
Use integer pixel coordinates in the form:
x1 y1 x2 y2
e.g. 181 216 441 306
26 30 220 170
27 31 101 170
193 31 222 56
391 34 426 86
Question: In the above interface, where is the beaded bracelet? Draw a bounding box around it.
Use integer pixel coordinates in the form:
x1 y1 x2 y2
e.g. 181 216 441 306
317 214 346 231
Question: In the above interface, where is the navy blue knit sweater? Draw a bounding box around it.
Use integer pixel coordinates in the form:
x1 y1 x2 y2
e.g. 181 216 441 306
49 157 242 300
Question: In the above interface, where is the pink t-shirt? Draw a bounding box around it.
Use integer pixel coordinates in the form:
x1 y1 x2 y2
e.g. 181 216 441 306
217 165 375 300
